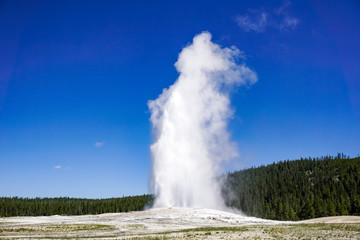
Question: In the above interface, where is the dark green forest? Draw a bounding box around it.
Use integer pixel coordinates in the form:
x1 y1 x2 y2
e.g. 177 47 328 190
0 195 153 217
1 154 360 220
224 154 360 220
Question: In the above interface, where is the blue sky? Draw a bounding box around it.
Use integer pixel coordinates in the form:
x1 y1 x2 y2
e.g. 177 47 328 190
0 0 359 198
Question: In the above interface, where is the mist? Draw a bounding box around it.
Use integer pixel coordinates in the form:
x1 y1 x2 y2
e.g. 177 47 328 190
148 32 257 209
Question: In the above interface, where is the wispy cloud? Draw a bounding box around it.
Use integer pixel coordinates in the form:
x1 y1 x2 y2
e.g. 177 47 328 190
94 141 105 148
54 165 62 169
235 1 299 33
279 16 299 30
275 0 291 14
235 10 268 33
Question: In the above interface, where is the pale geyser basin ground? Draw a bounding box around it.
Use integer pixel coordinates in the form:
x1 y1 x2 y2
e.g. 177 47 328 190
1 207 360 239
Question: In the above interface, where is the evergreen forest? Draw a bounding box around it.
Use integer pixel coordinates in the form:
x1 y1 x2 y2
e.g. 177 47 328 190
1 154 359 221
224 154 360 220
0 195 153 217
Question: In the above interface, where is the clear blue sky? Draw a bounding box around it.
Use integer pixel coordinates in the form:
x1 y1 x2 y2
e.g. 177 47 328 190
0 0 359 198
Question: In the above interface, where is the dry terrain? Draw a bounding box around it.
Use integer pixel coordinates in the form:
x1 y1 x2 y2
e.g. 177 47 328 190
1 207 360 239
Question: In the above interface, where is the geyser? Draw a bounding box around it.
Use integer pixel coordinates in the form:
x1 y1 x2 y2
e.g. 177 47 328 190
148 32 257 209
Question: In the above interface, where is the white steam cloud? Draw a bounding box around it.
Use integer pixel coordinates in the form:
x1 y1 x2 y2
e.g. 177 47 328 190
148 32 257 209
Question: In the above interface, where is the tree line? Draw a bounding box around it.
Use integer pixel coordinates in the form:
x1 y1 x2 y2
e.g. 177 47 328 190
223 153 360 220
0 195 153 217
1 154 359 220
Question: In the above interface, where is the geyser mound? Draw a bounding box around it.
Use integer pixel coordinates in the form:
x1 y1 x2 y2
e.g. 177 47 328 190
148 32 257 209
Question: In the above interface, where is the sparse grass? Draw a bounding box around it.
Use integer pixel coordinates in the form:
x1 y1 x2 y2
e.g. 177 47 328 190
0 223 115 234
124 236 171 240
125 223 147 229
1 222 360 239
2 235 119 240
150 223 360 240
297 223 360 232
58 223 116 231
161 225 249 234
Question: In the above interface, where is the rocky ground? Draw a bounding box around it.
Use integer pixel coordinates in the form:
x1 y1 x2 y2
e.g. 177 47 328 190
1 207 359 239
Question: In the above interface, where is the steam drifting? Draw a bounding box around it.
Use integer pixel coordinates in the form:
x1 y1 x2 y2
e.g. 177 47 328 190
148 32 257 209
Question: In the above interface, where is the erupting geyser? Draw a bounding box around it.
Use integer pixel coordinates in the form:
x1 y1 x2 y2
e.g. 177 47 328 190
148 32 257 209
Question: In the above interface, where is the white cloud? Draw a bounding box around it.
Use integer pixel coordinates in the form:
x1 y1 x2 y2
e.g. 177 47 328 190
235 1 299 33
54 165 61 169
94 141 105 148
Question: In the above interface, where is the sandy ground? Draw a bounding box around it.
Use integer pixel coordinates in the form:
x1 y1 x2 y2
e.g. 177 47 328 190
1 207 360 239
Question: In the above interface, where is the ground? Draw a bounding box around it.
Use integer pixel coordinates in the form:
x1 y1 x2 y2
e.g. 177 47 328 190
1 208 360 239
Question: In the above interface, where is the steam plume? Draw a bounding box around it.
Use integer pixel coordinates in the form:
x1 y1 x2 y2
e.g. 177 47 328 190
148 32 257 209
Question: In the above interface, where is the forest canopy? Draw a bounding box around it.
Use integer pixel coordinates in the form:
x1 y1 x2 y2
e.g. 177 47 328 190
224 154 360 220
1 154 359 220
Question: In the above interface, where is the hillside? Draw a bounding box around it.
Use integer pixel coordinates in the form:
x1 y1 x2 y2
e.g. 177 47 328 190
224 154 360 220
